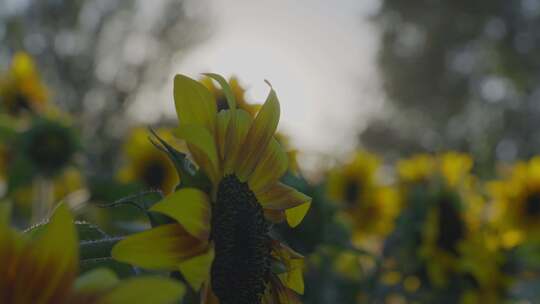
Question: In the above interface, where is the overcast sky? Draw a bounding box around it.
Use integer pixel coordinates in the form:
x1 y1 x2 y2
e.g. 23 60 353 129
136 0 384 159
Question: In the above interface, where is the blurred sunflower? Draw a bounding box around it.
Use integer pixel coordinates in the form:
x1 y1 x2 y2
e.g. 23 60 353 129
458 231 508 304
0 52 48 116
327 152 399 246
113 74 311 304
397 154 436 185
394 152 495 292
118 127 180 194
0 203 185 304
397 152 473 189
419 191 472 286
488 156 540 246
201 75 259 116
327 151 380 207
19 117 78 177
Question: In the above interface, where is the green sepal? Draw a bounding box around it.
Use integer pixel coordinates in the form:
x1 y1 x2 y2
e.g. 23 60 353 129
148 128 211 193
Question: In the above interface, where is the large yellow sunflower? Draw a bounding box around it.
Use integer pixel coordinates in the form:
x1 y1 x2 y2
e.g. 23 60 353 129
113 74 311 304
118 127 180 194
0 203 185 304
0 52 48 116
488 156 540 245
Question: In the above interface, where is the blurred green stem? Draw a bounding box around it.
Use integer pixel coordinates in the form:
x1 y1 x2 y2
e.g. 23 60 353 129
31 175 54 224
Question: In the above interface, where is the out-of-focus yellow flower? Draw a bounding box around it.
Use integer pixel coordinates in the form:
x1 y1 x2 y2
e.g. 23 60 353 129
439 152 474 189
201 76 259 116
458 232 508 304
398 152 473 189
118 127 181 194
333 250 362 280
419 192 468 286
419 191 503 294
327 151 380 206
351 186 401 246
0 204 185 303
328 152 400 246
488 156 540 245
397 154 436 184
0 52 48 116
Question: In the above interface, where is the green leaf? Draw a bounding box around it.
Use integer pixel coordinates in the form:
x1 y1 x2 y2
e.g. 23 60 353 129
149 128 211 192
76 221 108 240
76 222 137 278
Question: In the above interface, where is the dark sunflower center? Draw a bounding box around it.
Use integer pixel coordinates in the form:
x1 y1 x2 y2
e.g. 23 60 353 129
26 124 74 174
525 192 540 217
436 197 465 255
141 159 167 190
344 178 360 205
7 93 32 115
216 95 229 112
210 175 271 304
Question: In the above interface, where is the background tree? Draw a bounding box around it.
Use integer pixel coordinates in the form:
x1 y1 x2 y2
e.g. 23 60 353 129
364 0 540 173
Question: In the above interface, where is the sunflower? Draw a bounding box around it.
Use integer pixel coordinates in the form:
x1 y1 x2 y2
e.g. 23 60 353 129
397 152 473 188
488 156 540 245
0 203 185 304
397 154 436 185
394 153 493 290
19 117 78 177
118 127 181 194
113 74 311 304
0 52 48 116
201 75 260 116
419 190 474 286
327 152 399 246
327 151 380 207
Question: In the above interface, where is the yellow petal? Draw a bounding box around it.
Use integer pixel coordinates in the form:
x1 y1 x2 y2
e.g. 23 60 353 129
248 138 288 193
16 204 78 304
256 183 311 211
98 276 185 304
265 277 302 304
112 224 208 270
176 124 220 184
222 109 253 174
278 259 304 294
235 88 280 181
150 188 211 240
74 268 119 294
174 74 216 132
0 220 25 301
264 209 286 224
178 247 215 291
216 111 231 160
285 201 311 228
201 281 220 304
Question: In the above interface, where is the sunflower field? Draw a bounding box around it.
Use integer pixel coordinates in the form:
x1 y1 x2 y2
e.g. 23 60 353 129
2 1 540 304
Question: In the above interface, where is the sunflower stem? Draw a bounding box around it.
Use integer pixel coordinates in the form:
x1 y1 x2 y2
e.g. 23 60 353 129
31 175 54 224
